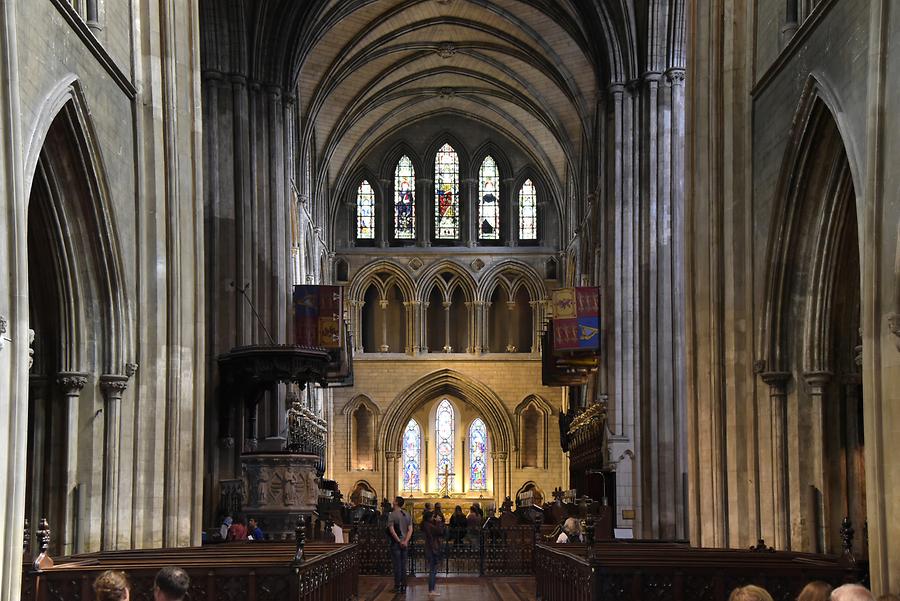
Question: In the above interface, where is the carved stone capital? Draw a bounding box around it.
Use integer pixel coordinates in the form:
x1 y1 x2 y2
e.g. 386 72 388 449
803 371 833 393
99 374 130 400
57 372 89 395
760 371 791 397
665 68 686 86
384 451 401 460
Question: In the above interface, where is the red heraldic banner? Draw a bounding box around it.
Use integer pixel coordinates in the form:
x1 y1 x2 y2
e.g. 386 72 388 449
293 285 343 349
551 286 600 353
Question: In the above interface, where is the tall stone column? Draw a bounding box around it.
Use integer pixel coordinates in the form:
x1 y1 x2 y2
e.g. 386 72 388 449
472 300 485 354
404 301 419 354
442 301 452 352
384 451 400 499
57 372 88 555
27 375 49 541
760 371 791 549
99 374 129 550
378 299 390 352
803 370 832 552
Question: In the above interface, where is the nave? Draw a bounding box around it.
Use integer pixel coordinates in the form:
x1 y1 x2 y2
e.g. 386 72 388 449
359 577 535 601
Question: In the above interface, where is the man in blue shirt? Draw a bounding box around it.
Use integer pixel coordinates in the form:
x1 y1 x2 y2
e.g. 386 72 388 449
248 517 264 541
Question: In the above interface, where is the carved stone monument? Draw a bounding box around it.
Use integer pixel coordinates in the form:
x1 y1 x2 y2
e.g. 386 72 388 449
240 454 320 540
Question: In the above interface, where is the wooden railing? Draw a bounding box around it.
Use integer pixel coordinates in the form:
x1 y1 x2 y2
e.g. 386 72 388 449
534 542 864 601
22 542 357 601
354 523 536 576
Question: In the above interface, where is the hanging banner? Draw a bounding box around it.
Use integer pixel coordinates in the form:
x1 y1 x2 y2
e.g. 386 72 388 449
293 285 343 349
551 286 600 353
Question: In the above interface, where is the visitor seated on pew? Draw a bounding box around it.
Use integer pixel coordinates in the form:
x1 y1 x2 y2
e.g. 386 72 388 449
556 518 584 543
226 515 248 541
832 584 876 601
94 570 131 601
247 517 264 541
154 567 190 601
729 585 774 601
797 581 832 601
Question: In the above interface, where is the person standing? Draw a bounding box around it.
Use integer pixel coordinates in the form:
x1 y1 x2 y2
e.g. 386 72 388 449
219 515 232 540
449 505 466 542
424 510 446 597
387 496 412 594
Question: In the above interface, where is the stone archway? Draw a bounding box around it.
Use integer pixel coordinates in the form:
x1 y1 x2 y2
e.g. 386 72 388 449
24 86 129 555
378 369 515 504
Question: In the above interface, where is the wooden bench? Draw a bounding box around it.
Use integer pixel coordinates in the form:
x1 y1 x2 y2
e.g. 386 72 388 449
534 541 864 601
22 542 358 601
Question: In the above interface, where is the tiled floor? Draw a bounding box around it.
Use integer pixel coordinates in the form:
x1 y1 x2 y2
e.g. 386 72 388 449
359 576 536 601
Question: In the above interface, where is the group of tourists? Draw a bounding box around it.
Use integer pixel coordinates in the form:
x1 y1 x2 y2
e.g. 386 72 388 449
386 496 488 596
732 582 898 601
217 514 265 541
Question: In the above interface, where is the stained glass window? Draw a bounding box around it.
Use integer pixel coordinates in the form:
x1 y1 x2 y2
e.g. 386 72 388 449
469 418 488 491
394 156 416 239
402 419 421 491
434 143 459 239
435 399 455 489
356 180 375 239
518 179 537 240
478 156 500 240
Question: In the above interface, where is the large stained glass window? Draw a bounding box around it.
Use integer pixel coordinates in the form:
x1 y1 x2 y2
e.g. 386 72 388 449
434 143 459 239
478 156 500 240
356 180 375 239
469 418 488 491
518 179 537 240
402 419 421 491
394 156 416 239
435 399 455 489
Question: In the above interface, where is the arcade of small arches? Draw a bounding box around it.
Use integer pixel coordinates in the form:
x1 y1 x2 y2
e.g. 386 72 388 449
346 260 549 355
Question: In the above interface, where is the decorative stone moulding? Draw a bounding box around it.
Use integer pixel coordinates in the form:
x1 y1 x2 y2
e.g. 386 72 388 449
437 42 456 59
470 258 485 272
408 257 424 271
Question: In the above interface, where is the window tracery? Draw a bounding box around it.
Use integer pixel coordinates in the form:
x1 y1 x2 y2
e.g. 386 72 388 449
402 419 421 491
394 156 416 239
435 399 455 488
434 144 459 239
356 180 375 239
469 418 488 490
478 156 500 240
519 179 537 240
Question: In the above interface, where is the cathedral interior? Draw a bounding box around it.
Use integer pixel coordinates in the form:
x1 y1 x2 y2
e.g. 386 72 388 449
1 0 900 599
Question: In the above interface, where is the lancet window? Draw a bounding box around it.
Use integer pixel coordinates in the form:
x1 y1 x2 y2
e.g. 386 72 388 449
402 419 421 491
434 144 459 239
519 179 537 240
394 156 416 239
478 156 500 240
435 399 455 488
469 418 488 490
356 180 375 239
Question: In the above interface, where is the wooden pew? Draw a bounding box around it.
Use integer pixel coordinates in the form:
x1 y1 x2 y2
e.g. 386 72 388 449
22 542 358 601
534 541 864 601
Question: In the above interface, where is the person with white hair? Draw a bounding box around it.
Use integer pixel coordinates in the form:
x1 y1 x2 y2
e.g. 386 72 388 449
831 584 876 601
556 517 584 543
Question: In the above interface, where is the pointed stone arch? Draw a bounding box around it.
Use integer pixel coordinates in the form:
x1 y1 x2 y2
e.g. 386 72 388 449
341 394 381 472
515 394 553 469
378 369 514 501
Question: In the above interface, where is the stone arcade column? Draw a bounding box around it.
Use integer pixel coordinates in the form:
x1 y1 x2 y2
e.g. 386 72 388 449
384 451 400 499
472 300 485 354
379 299 390 352
760 371 791 549
803 370 832 552
99 373 129 550
442 301 452 353
404 301 419 354
56 372 88 555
